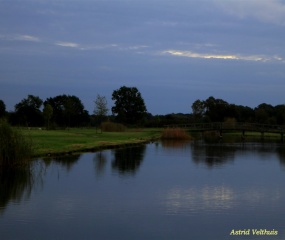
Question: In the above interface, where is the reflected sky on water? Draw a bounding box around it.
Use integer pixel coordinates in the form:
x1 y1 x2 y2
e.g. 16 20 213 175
1 139 285 240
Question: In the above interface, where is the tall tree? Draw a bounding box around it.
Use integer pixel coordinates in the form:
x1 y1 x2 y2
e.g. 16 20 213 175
274 104 285 125
44 95 89 127
191 96 239 122
112 86 147 125
43 104 53 129
0 100 6 118
204 96 230 122
192 99 206 121
94 94 108 125
14 95 43 126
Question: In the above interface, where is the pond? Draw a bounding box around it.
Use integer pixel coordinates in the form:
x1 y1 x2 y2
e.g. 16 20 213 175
1 138 285 240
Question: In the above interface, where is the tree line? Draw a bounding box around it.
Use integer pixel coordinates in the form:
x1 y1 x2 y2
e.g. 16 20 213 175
191 96 285 125
0 86 148 128
0 88 285 128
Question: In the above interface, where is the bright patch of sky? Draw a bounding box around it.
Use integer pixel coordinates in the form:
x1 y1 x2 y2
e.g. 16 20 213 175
0 0 285 114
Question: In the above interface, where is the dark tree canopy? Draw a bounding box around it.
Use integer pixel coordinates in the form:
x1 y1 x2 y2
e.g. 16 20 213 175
191 96 235 122
191 96 256 123
14 95 43 126
274 104 285 125
0 100 6 118
112 86 147 125
44 95 89 127
43 104 53 129
192 99 206 121
254 103 275 124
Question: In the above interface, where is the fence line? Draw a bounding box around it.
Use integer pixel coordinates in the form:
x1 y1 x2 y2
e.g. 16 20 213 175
165 122 285 134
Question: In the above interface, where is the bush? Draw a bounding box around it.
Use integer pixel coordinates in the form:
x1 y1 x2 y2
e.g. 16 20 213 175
0 120 33 167
101 122 126 132
161 128 192 140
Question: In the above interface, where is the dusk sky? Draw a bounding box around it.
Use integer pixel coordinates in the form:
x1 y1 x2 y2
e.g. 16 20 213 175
1 0 285 115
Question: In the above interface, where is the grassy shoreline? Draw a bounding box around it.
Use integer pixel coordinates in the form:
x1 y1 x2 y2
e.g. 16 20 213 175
21 128 283 158
22 128 162 157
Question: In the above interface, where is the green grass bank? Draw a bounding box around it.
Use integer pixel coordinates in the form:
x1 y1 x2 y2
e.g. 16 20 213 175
19 127 284 158
22 128 162 157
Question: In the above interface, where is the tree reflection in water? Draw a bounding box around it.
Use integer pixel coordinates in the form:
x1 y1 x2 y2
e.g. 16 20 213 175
0 166 33 215
43 154 81 172
276 146 285 167
160 135 285 168
160 139 191 149
93 151 107 177
111 145 146 175
192 139 285 167
191 143 236 167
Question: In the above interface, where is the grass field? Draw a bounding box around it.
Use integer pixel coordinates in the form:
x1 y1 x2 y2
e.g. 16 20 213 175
21 128 162 157
20 127 283 158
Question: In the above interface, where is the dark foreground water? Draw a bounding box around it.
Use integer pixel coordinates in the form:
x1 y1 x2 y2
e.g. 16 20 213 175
1 139 285 240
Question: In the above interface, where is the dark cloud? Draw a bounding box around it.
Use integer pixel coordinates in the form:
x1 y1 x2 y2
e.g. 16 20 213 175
0 0 284 114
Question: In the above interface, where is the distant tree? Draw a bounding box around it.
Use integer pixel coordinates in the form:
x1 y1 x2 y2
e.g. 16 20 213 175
43 104 53 129
191 96 241 122
255 109 269 124
274 104 285 125
254 103 275 124
0 100 6 118
235 105 254 122
204 96 229 122
112 86 147 125
44 95 89 127
94 94 108 125
192 99 206 122
14 95 43 126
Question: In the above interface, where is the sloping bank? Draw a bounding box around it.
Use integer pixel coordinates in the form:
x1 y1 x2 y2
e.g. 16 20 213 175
37 137 160 158
27 129 162 158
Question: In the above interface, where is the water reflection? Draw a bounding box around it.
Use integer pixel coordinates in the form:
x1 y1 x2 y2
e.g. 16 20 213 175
195 139 285 167
163 185 282 216
0 166 33 215
191 143 236 167
276 147 285 166
164 186 235 215
93 152 107 177
160 139 191 149
111 145 146 175
43 154 81 172
1 141 285 240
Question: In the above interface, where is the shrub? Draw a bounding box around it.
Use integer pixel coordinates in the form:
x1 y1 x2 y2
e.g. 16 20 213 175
0 120 33 167
161 128 192 140
101 122 126 132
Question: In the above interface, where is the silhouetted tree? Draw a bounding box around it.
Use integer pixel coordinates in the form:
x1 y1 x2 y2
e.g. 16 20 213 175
94 94 108 126
14 95 43 126
254 103 275 124
192 96 235 122
44 95 89 127
192 99 205 122
43 104 53 129
235 105 254 122
0 100 6 119
112 86 147 125
274 105 285 125
205 96 230 122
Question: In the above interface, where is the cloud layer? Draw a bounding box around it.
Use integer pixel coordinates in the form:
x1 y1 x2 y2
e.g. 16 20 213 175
162 50 284 63
217 0 285 25
0 0 285 114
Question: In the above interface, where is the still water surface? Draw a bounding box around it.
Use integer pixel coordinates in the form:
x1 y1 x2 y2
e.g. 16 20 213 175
1 139 285 240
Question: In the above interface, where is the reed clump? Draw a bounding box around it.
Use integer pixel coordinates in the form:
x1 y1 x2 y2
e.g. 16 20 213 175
0 120 33 168
101 122 126 132
161 128 192 140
